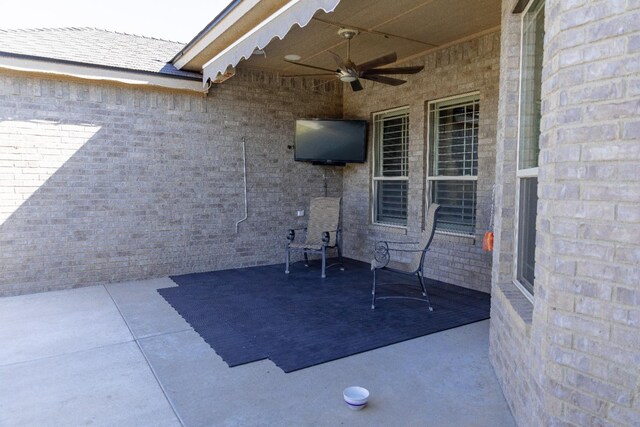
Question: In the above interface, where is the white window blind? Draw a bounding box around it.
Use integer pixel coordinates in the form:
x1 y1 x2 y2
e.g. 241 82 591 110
428 94 479 234
373 108 409 226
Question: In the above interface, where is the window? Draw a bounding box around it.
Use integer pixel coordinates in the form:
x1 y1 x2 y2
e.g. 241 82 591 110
515 0 544 295
427 94 480 235
372 108 409 226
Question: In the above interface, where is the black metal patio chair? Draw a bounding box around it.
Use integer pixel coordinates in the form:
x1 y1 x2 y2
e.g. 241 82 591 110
370 203 441 310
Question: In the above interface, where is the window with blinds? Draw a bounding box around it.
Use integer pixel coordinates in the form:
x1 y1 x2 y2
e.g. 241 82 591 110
427 94 479 234
372 108 409 226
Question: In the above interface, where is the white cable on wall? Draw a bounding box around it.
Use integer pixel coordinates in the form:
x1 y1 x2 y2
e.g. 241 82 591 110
235 137 248 233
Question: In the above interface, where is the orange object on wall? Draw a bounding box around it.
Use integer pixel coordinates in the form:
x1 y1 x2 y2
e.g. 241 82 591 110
483 231 494 251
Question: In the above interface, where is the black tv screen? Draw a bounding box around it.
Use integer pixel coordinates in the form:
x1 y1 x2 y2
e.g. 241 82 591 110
294 119 368 164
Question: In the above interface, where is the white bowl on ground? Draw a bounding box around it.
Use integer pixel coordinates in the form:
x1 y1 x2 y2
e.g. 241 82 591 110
343 386 369 410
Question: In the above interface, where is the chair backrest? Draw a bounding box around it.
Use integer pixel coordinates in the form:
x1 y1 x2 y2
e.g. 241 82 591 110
305 197 341 246
408 203 441 272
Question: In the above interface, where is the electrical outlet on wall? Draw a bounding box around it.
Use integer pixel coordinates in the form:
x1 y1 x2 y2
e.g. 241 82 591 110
296 210 305 217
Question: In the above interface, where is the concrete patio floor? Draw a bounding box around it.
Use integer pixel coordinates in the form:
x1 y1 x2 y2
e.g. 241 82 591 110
0 277 516 426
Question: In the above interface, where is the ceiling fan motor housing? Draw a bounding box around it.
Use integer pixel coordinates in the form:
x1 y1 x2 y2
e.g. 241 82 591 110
338 28 359 39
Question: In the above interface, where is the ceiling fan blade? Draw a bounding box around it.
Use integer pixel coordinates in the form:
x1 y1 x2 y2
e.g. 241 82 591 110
284 59 337 73
357 52 398 71
281 73 336 78
350 79 363 92
360 74 407 86
312 79 339 90
362 66 424 75
327 50 347 70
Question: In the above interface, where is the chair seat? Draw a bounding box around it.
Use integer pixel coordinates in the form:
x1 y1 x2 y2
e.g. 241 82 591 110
288 242 323 250
371 259 414 273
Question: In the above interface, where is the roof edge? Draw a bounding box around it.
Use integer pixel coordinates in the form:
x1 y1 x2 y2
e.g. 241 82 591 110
170 0 243 64
0 51 202 81
0 27 187 45
0 53 206 92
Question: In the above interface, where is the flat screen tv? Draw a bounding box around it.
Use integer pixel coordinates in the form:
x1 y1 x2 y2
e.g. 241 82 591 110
294 119 368 165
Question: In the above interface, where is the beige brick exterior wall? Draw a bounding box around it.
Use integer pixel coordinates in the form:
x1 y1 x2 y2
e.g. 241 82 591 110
491 0 640 426
0 69 343 295
489 0 544 424
341 31 501 293
537 0 640 424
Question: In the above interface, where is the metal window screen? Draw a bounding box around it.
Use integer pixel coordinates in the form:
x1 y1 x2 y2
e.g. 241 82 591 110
515 0 544 294
430 180 477 234
518 0 544 171
375 112 409 177
375 180 408 225
430 98 479 177
517 178 537 293
373 109 409 226
428 95 479 234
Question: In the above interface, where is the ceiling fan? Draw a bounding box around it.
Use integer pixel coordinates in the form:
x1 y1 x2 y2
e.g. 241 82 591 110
283 28 424 91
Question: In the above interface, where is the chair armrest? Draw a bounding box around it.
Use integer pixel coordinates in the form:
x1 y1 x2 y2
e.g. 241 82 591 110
372 241 390 269
321 229 339 244
372 242 428 270
287 227 307 241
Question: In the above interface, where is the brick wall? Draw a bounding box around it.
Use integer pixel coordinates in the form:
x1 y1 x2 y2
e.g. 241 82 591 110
490 0 640 426
536 0 640 424
341 31 501 293
489 0 544 424
0 69 343 295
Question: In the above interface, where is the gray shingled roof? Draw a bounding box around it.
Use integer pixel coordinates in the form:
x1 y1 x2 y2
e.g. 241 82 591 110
0 27 201 80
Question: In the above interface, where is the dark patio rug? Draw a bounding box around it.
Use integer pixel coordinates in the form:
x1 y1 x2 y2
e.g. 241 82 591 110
159 258 490 373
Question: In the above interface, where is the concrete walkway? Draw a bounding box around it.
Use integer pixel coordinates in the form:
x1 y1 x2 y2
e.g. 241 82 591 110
0 278 515 426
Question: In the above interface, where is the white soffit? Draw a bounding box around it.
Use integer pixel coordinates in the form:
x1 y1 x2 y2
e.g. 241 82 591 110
202 0 341 84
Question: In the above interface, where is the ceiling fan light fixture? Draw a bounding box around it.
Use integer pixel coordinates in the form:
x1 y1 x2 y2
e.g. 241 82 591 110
284 54 301 62
339 75 357 82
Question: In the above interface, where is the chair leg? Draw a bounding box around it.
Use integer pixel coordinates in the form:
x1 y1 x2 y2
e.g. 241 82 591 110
371 269 377 309
285 247 290 274
321 246 326 278
417 271 427 296
304 252 309 267
418 272 433 311
337 243 345 271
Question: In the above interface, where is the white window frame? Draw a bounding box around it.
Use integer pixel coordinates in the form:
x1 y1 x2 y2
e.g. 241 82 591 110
513 0 544 302
426 92 480 236
371 106 410 228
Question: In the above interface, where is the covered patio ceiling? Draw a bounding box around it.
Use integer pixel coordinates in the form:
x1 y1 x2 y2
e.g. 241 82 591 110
248 0 501 74
181 0 501 83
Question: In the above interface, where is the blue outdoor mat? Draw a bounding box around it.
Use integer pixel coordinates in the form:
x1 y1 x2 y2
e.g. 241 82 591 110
159 259 490 373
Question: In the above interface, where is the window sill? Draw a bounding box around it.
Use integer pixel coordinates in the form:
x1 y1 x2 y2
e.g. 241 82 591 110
370 223 408 235
513 279 534 304
435 229 475 238
434 230 476 244
496 282 533 337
